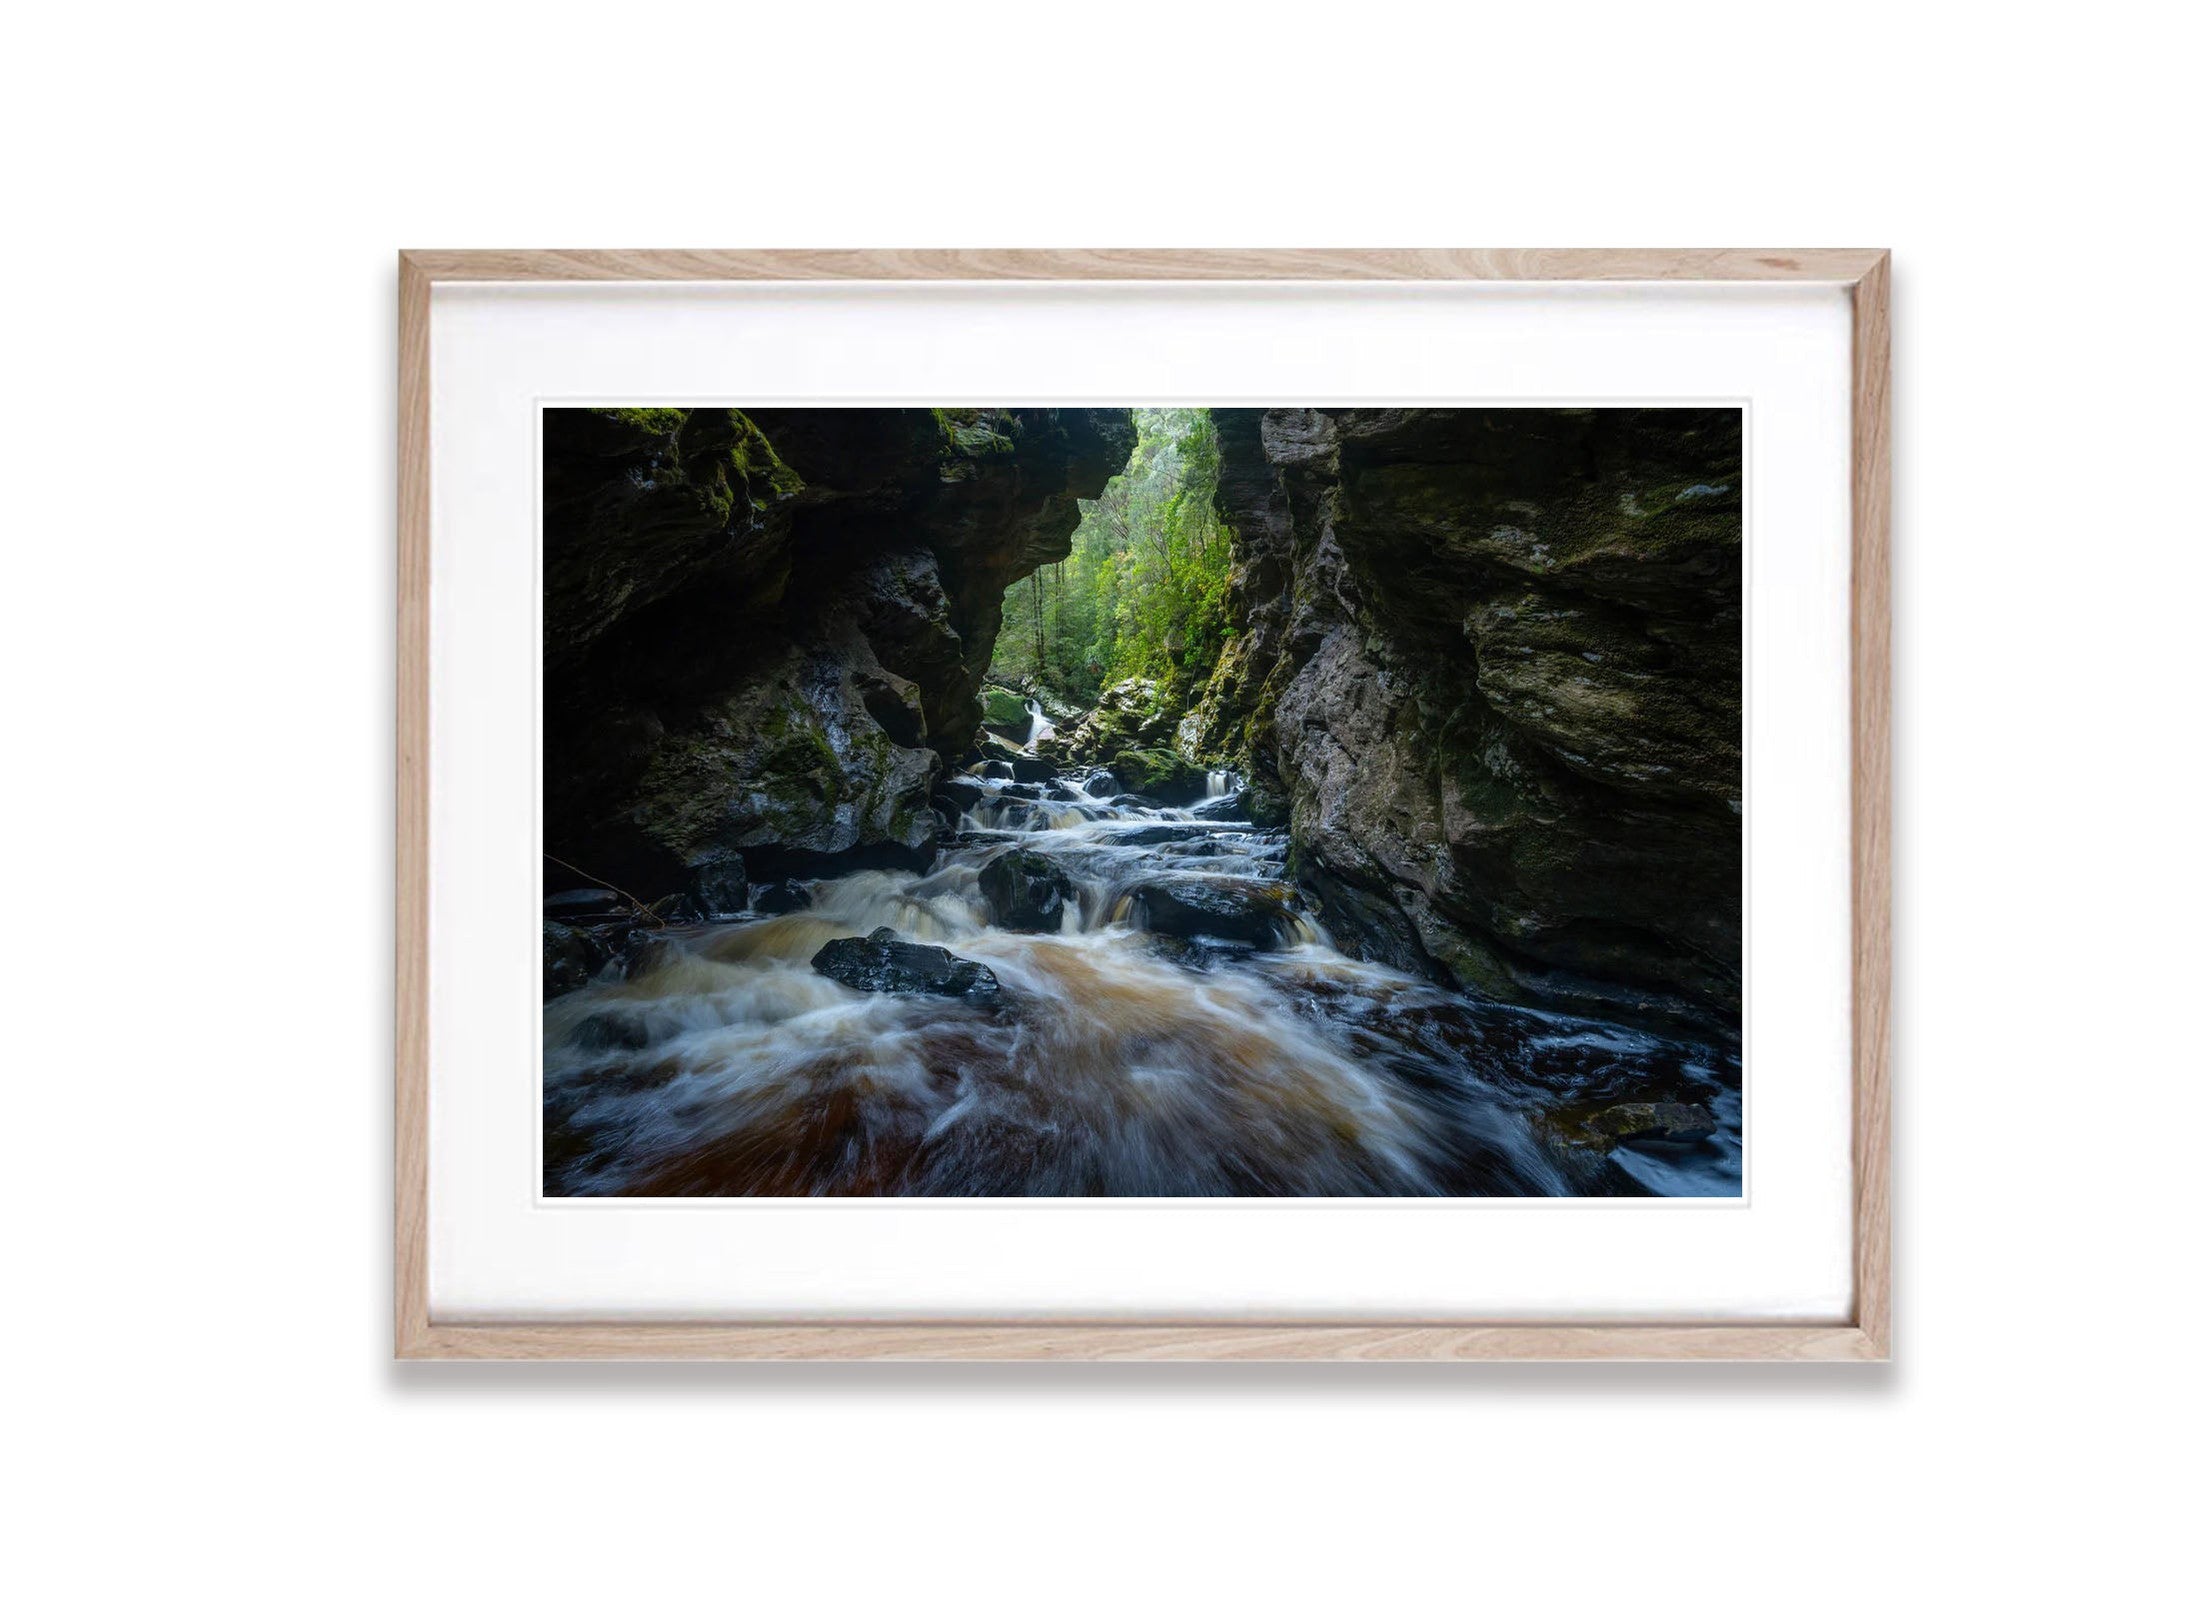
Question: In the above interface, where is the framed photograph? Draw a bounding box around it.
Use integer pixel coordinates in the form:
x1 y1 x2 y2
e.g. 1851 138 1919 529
397 249 1889 1359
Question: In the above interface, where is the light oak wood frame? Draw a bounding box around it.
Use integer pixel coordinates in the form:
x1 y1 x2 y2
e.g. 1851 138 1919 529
397 249 1891 1360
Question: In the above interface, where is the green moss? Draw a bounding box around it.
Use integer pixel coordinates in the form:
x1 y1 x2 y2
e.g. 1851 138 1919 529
592 406 688 436
932 407 1017 459
724 411 806 499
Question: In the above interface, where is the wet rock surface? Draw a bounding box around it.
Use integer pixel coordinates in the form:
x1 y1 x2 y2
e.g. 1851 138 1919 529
978 849 1074 932
1182 408 1742 1034
1131 877 1293 949
811 926 1006 1009
543 922 614 999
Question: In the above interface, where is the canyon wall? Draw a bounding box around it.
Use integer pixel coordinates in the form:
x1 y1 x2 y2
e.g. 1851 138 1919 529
1186 408 1743 1034
543 407 1136 902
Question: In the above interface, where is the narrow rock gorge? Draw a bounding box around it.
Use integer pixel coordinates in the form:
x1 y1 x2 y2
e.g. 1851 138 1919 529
542 406 1743 1198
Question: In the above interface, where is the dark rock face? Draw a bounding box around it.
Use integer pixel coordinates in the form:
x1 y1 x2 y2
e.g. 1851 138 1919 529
544 922 614 999
545 408 1135 902
810 926 1005 1008
978 849 1075 932
1185 408 1742 1033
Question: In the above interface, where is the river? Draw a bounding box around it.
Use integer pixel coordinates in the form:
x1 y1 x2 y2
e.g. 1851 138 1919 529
544 764 1741 1198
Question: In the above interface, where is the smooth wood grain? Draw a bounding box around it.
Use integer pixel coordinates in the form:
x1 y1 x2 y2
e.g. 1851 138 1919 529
1850 254 1893 1358
395 253 432 1358
395 248 1892 1360
401 1320 1878 1362
400 247 1884 285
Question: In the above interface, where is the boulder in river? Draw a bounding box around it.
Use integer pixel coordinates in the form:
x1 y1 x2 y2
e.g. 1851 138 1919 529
933 777 987 816
1106 746 1204 805
1102 824 1211 848
981 686 1034 744
753 880 812 915
979 849 1075 932
544 922 615 998
690 856 748 918
1131 877 1292 949
811 926 1006 1009
1082 768 1121 797
1010 756 1058 783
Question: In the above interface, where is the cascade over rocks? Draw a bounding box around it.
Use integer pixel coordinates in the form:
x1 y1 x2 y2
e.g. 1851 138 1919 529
544 407 1135 903
1182 408 1743 1034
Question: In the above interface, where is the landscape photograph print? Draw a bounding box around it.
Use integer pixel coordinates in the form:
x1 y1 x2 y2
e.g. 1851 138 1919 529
541 406 1743 1199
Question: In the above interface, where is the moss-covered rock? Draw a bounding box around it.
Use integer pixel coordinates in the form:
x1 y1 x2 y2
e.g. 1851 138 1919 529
1065 677 1178 764
981 685 1033 742
1105 746 1204 806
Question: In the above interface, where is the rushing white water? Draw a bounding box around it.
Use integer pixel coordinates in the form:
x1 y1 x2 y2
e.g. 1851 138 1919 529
1022 697 1054 752
545 762 1740 1199
1205 768 1239 800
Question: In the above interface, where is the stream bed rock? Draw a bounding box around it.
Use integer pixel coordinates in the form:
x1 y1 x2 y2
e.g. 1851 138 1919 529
978 849 1074 932
811 927 1006 1009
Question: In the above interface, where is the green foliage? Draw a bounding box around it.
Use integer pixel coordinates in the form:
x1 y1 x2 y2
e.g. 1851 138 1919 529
996 409 1235 715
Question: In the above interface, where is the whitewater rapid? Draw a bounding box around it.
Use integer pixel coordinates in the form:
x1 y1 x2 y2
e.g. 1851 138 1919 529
544 766 1740 1198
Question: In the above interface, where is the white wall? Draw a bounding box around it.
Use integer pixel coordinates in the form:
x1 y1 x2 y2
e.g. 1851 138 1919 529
6 4 2188 1594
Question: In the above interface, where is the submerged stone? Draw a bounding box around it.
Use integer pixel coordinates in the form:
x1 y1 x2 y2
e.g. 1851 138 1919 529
1544 1100 1718 1152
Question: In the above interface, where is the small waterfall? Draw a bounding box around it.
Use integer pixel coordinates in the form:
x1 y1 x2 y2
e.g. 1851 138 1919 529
1205 769 1241 800
1022 698 1055 752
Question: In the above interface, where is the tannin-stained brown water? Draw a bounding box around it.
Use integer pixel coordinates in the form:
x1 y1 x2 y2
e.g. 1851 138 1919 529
544 771 1740 1198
